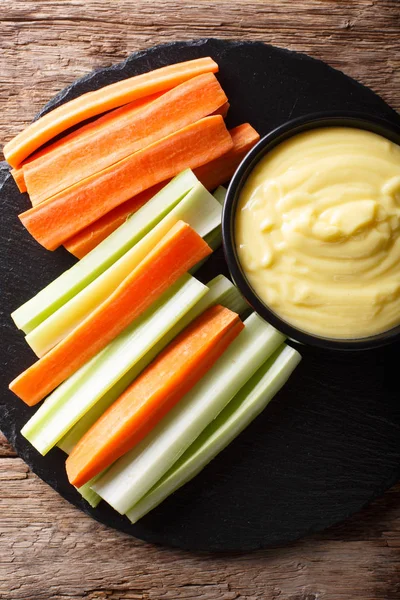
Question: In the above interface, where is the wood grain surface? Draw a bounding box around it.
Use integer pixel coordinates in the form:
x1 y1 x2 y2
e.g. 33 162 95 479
1 1 400 598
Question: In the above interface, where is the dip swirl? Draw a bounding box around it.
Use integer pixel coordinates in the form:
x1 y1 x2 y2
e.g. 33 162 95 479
235 127 400 339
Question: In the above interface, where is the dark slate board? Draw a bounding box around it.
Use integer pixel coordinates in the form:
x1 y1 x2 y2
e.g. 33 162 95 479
1 39 400 552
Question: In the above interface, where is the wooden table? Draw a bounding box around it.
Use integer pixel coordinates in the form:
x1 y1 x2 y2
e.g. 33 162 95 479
1 2 400 598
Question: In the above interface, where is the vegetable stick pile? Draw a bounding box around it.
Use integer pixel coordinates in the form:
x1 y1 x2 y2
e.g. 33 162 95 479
4 57 301 519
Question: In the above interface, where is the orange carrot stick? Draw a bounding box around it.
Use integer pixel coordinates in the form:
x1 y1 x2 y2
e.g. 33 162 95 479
66 304 244 487
212 101 230 118
64 184 165 258
19 115 232 251
24 73 227 205
18 93 162 205
63 123 259 258
3 57 219 168
9 95 160 199
11 167 27 193
195 123 260 191
9 221 211 406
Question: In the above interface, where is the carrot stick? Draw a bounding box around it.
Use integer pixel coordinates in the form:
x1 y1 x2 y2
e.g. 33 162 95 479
24 73 227 205
63 123 259 258
11 167 27 193
3 57 219 168
195 123 260 190
19 94 162 205
212 101 230 118
9 221 211 406
66 304 244 487
19 115 232 250
8 95 161 199
64 184 165 258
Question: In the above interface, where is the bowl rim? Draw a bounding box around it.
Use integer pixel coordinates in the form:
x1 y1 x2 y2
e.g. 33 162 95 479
222 111 400 351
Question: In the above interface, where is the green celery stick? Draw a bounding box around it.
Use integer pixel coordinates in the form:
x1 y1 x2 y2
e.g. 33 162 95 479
213 185 227 205
190 186 226 273
76 482 101 508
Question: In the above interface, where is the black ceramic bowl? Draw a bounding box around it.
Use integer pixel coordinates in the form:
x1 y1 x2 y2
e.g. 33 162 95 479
222 112 400 351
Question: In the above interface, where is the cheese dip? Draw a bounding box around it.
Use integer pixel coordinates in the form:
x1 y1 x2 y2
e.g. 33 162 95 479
235 127 400 339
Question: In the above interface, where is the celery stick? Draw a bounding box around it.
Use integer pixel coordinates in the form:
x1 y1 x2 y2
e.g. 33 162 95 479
76 482 101 508
200 186 226 252
92 313 285 514
192 227 221 273
57 275 248 455
26 182 222 357
213 186 227 205
21 275 207 455
12 170 197 334
57 372 134 455
189 186 226 273
126 345 301 523
203 226 221 253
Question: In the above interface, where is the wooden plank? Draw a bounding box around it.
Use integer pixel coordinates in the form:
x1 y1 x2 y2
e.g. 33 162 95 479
0 0 399 145
0 431 17 457
1 455 400 599
1 1 400 598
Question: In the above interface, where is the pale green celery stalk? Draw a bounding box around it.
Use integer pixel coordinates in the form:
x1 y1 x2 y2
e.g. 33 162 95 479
192 227 221 274
189 186 226 273
21 274 207 455
57 275 248 455
92 313 285 514
203 227 221 252
57 373 134 455
203 186 226 249
76 482 101 508
126 345 301 523
213 186 227 205
12 170 197 334
26 182 222 357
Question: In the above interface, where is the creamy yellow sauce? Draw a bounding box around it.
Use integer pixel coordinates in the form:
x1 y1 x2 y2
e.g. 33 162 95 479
235 127 400 339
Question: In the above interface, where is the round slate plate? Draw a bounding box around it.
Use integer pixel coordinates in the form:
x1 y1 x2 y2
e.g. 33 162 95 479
1 39 400 552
